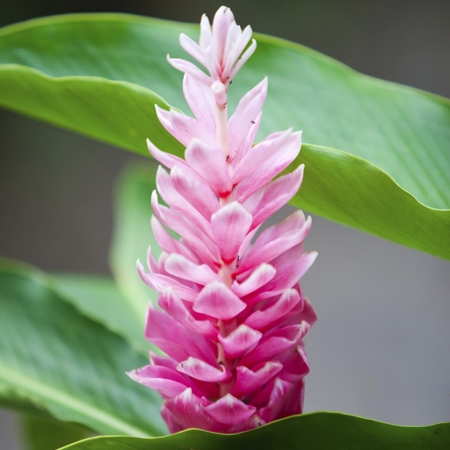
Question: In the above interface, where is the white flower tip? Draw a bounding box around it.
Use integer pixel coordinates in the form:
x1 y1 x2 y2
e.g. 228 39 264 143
211 80 226 94
165 55 174 70
211 80 227 106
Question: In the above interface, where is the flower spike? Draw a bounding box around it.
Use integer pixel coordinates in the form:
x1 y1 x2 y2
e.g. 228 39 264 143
129 6 317 433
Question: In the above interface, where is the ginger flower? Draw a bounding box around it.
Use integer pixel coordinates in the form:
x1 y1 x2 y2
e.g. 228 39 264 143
128 6 317 433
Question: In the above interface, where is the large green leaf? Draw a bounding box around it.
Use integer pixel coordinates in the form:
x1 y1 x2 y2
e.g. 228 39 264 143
0 14 449 259
109 162 160 320
21 416 89 450
52 274 149 356
293 145 450 257
0 259 166 437
59 413 450 450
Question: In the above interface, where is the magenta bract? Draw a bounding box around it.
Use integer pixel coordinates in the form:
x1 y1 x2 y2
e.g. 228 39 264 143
128 6 317 433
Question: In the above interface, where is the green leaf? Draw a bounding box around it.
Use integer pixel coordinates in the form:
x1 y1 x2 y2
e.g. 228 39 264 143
0 258 166 437
51 274 149 356
0 389 52 418
59 413 450 450
0 14 449 259
293 145 450 259
21 416 88 450
109 162 160 321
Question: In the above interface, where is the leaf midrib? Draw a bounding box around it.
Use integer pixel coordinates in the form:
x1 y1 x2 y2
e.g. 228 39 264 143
0 365 152 437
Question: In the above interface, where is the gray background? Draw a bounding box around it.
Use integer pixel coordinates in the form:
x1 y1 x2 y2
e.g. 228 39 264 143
1 0 449 448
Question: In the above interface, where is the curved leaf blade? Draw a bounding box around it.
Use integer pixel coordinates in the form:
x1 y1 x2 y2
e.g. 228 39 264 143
0 259 166 437
0 64 182 155
0 14 449 259
295 145 450 258
59 413 450 450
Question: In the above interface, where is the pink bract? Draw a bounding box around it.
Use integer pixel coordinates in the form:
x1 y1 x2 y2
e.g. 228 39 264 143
128 6 317 433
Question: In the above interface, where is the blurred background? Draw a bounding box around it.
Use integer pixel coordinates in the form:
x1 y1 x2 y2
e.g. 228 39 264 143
0 0 449 448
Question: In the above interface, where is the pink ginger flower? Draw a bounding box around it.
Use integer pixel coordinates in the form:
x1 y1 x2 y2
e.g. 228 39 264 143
128 6 317 433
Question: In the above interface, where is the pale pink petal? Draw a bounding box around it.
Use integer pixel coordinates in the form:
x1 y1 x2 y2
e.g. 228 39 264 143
231 361 283 398
156 106 214 148
230 111 261 167
235 131 302 202
179 33 207 67
147 138 205 184
248 246 318 301
164 388 225 432
151 216 200 263
161 405 182 434
205 394 256 425
156 166 214 240
277 345 310 382
226 415 266 433
228 38 257 80
218 324 262 358
284 296 318 328
237 226 259 264
212 6 235 68
204 45 220 81
211 202 252 264
228 78 268 165
231 263 276 297
152 191 220 265
164 253 219 285
185 139 233 196
127 365 194 398
232 127 293 185
171 165 220 220
177 357 231 382
279 379 305 417
158 288 217 339
222 24 241 75
250 165 304 229
145 307 216 365
183 75 216 134
244 289 301 331
258 378 295 422
139 265 199 302
149 352 178 370
167 57 211 85
199 14 212 49
249 210 308 247
229 25 253 68
249 378 275 408
236 212 311 274
193 281 246 320
240 323 309 367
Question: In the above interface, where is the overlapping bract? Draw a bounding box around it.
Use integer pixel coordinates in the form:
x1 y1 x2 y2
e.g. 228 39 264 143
128 6 317 433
